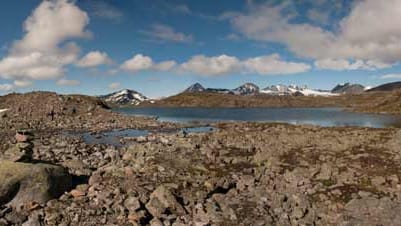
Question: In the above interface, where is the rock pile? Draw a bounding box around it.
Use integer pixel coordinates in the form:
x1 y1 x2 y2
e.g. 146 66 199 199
0 130 72 224
1 130 34 162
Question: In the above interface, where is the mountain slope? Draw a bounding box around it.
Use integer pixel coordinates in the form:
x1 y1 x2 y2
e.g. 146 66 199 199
366 81 401 92
332 83 365 94
261 85 335 96
184 83 205 93
100 89 148 105
232 83 260 95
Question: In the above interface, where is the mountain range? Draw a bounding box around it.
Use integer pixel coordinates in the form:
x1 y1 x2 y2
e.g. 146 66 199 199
100 81 401 106
182 83 345 97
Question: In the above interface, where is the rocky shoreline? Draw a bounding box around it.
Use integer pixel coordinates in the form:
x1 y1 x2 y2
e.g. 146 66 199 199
1 92 401 225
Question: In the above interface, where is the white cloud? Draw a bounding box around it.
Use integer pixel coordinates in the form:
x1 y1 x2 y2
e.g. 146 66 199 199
76 51 112 67
307 9 330 25
227 0 401 65
109 82 120 89
380 74 401 79
107 69 119 75
0 0 89 81
0 84 14 91
153 61 177 71
244 54 311 75
179 54 309 76
56 78 80 86
89 0 123 20
180 55 240 76
224 33 241 41
14 80 32 88
314 58 392 71
142 24 193 43
173 4 192 14
120 54 177 73
121 54 153 72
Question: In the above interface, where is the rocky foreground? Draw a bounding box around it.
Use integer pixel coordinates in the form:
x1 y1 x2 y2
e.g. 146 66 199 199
1 120 401 225
2 92 401 225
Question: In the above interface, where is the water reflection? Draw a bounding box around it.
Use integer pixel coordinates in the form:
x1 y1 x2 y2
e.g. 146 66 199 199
114 107 401 128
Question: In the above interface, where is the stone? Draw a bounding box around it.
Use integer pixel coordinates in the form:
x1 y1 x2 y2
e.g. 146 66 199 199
0 161 72 208
1 145 33 162
338 197 401 225
70 190 85 198
316 163 332 180
150 218 164 226
124 196 141 213
371 176 386 187
146 185 185 218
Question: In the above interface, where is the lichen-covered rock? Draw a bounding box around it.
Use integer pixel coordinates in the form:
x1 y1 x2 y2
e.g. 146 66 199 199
337 197 401 226
0 161 72 208
146 185 185 218
1 142 33 162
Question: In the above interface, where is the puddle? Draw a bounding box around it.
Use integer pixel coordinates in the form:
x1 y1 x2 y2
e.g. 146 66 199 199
181 126 215 134
66 126 215 146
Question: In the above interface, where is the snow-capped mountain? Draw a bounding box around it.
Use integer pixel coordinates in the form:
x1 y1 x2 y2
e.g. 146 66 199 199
261 85 336 96
100 89 149 105
182 82 339 97
331 83 365 94
184 83 205 93
232 83 260 95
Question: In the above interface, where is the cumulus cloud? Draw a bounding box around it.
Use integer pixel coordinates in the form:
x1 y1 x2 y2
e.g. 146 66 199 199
76 51 113 68
56 78 80 86
121 54 153 72
314 59 392 71
244 54 311 75
380 74 401 79
0 0 90 81
179 54 310 76
307 9 330 25
153 61 177 71
227 0 401 65
0 84 14 91
120 54 177 73
141 24 193 43
14 80 33 88
109 82 120 89
180 55 240 76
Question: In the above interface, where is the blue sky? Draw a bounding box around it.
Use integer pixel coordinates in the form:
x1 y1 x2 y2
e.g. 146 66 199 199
1 0 401 97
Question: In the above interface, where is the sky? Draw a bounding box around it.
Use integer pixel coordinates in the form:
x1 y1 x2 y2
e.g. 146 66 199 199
1 0 401 98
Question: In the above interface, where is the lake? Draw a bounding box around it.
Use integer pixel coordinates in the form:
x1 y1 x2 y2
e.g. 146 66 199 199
114 107 401 128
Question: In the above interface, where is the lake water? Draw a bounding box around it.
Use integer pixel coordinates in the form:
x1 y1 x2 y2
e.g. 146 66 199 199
114 107 401 128
71 126 215 146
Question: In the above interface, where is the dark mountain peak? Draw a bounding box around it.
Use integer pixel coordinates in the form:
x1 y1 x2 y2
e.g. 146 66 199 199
332 83 365 94
184 83 205 93
233 83 260 95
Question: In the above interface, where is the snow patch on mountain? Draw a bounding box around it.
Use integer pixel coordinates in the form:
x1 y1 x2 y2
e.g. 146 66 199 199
100 89 149 105
261 85 337 96
232 83 260 95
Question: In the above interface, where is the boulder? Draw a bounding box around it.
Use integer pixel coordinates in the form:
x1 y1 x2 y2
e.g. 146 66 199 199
145 185 185 218
338 197 401 225
0 161 72 209
1 143 33 162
